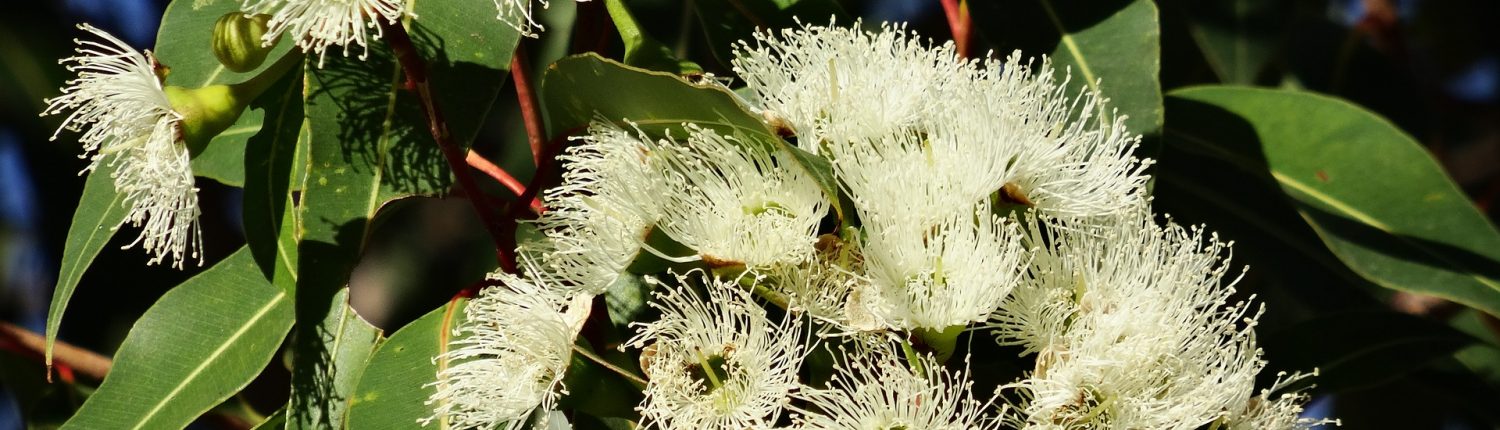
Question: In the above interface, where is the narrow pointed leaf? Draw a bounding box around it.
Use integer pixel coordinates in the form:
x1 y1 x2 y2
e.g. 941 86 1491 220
46 161 126 365
1165 86 1500 317
61 247 294 429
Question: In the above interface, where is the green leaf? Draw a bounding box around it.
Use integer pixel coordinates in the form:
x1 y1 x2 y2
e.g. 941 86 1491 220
191 107 262 187
46 161 126 366
972 0 1163 137
690 0 847 70
241 69 304 290
603 0 701 74
287 288 383 429
252 406 287 430
1261 311 1477 393
154 0 294 88
604 274 652 329
1165 86 1500 318
1180 0 1286 84
62 247 294 429
541 54 848 221
347 299 469 429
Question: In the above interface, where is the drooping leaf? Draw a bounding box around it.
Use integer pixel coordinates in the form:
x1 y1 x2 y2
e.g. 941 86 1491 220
1165 86 1500 318
347 299 468 429
46 161 125 366
286 288 383 429
1261 311 1477 393
61 247 294 429
154 0 294 89
541 54 849 221
241 69 304 290
972 0 1163 138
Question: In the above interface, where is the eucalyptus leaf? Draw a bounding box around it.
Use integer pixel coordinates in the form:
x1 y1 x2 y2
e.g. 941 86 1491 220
45 161 125 366
62 248 294 429
1165 86 1500 318
240 69 303 289
1179 0 1287 84
347 299 469 429
191 107 262 187
287 288 383 429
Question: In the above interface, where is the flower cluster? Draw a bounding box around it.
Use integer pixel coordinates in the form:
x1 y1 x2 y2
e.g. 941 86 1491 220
429 22 1336 430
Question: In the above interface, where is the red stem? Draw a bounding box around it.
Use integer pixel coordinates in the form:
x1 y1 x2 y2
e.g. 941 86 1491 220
466 149 544 214
1 322 110 382
381 21 516 273
940 0 972 58
512 48 546 167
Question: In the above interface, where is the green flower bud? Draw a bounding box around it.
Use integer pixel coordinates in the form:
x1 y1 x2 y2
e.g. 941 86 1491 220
164 85 247 155
212 13 273 73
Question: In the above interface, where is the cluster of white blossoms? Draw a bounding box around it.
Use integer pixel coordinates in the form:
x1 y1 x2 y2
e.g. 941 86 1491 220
44 24 202 268
430 22 1336 430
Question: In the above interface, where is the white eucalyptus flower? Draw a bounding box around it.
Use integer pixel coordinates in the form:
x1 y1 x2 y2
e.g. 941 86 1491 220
240 0 404 66
492 0 545 38
732 21 971 149
756 235 882 332
530 120 665 295
426 267 590 430
992 209 1268 429
735 22 1149 220
627 270 806 430
968 53 1152 219
1224 371 1339 430
42 24 201 268
793 345 1001 430
859 201 1024 331
650 125 828 269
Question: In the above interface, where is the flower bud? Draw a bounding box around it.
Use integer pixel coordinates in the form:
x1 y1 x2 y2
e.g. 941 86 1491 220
164 85 247 155
212 13 273 73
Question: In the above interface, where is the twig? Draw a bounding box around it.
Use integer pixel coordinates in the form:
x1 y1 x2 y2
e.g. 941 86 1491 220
940 0 972 58
380 21 516 273
511 47 546 167
0 321 111 382
465 149 543 214
498 131 575 271
571 344 649 388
